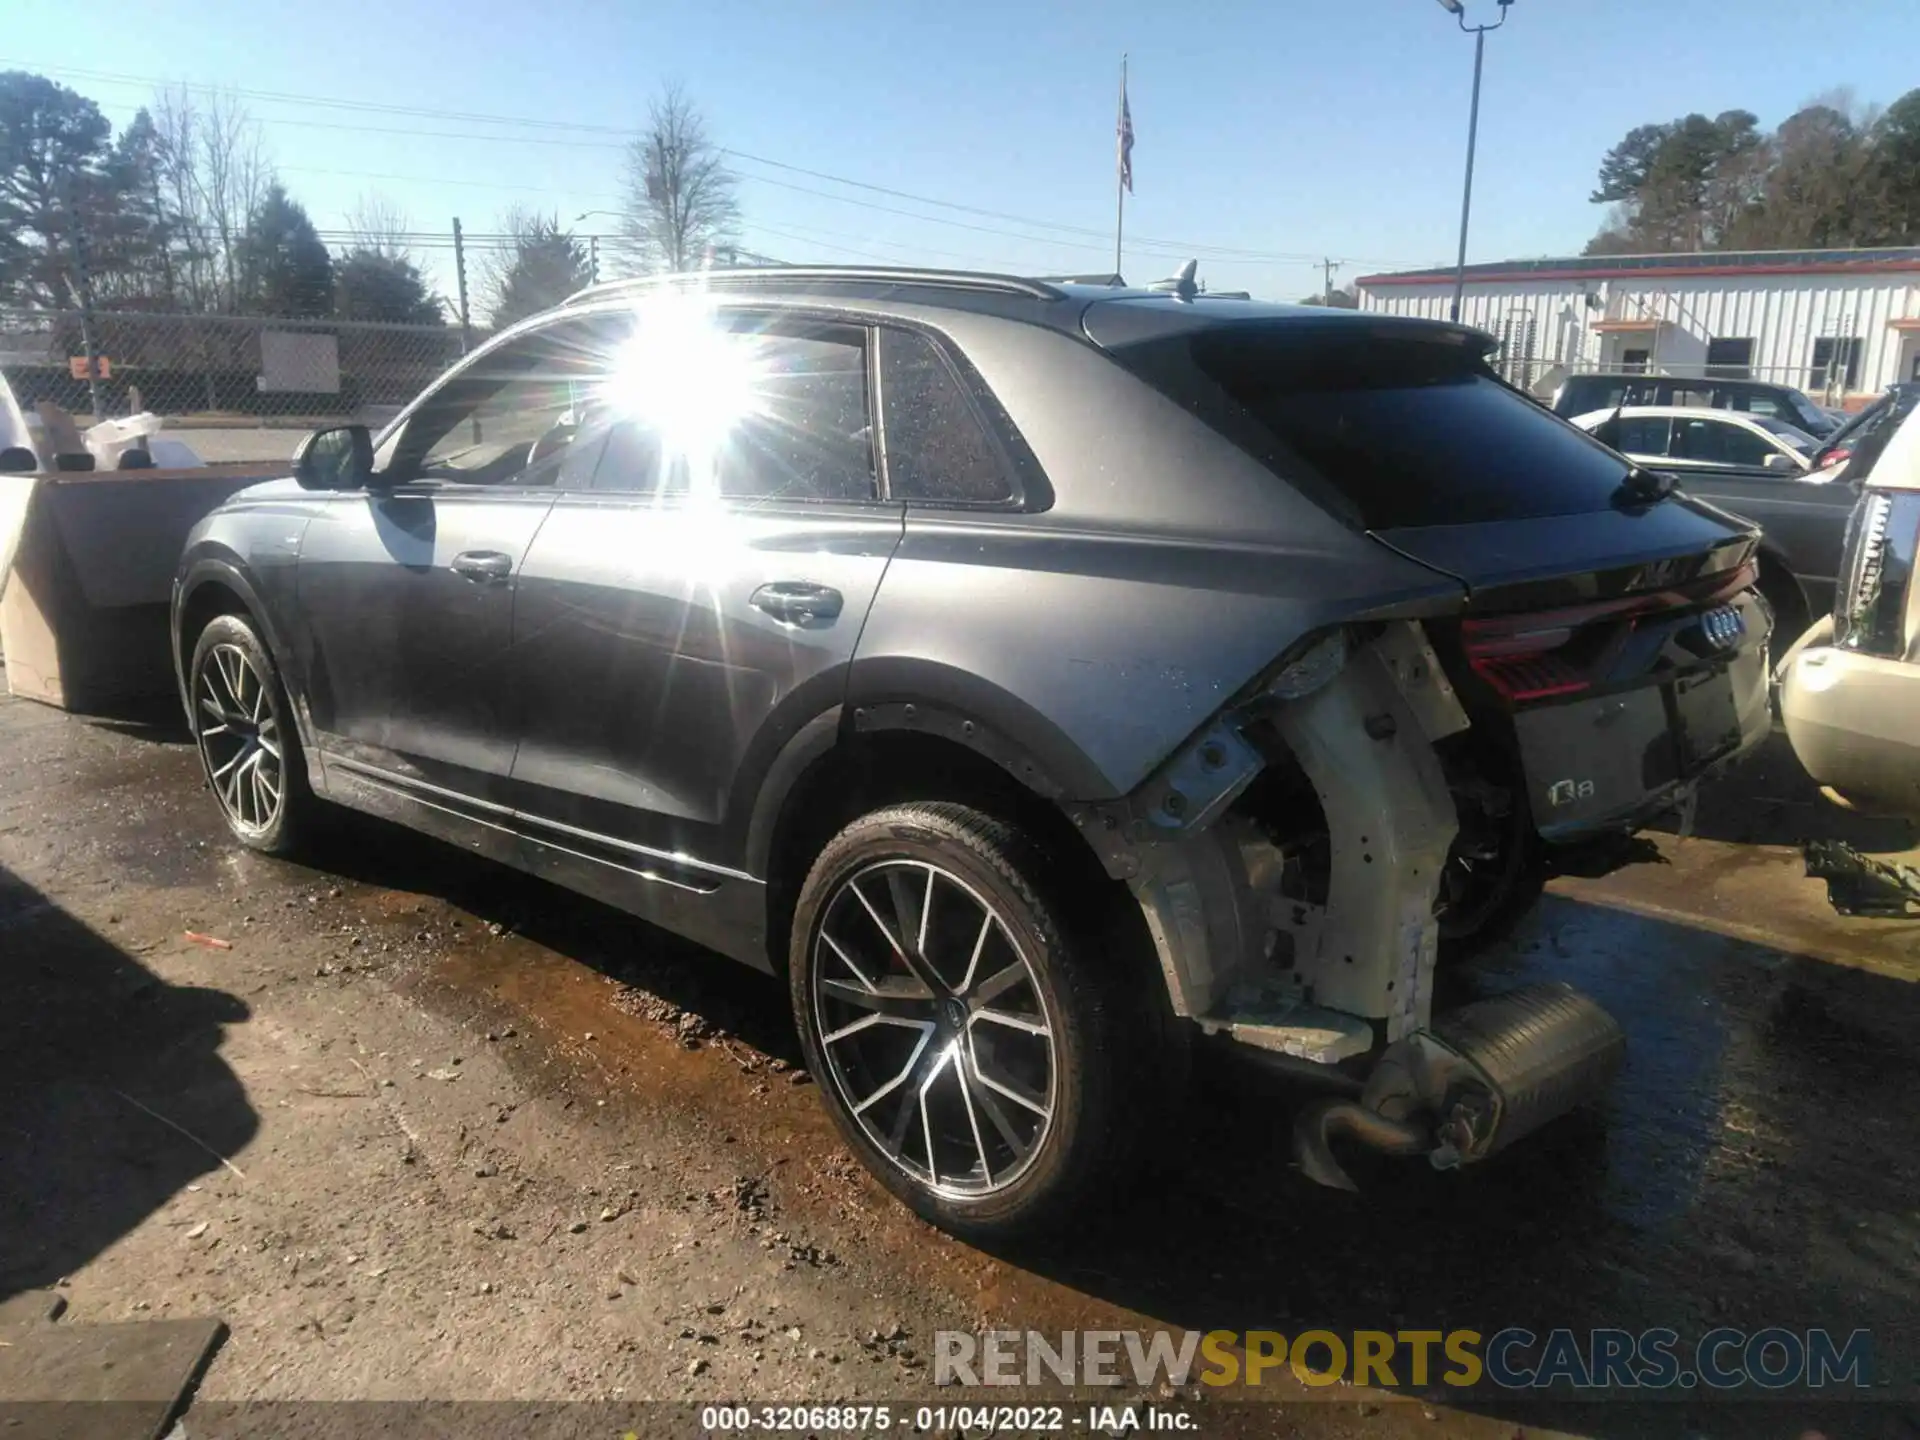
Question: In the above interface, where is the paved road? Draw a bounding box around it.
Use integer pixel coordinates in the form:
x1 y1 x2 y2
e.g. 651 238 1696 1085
165 426 304 466
1 679 1916 1437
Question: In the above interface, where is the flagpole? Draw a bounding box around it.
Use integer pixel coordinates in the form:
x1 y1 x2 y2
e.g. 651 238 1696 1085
1114 54 1127 281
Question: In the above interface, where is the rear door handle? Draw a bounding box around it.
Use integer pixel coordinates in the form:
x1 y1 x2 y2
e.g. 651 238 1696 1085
451 550 514 584
750 582 843 626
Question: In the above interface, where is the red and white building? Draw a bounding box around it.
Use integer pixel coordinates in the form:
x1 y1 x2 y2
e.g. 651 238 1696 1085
1354 247 1920 408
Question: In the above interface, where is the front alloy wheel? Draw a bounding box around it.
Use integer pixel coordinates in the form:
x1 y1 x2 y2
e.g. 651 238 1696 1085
810 858 1058 1198
197 641 284 835
189 612 314 856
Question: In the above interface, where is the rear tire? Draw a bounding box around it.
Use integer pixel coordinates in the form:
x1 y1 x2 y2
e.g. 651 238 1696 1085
788 802 1165 1240
1437 746 1545 962
188 613 318 857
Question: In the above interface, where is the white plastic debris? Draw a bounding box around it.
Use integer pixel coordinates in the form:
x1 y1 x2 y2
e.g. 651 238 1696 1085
83 411 206 471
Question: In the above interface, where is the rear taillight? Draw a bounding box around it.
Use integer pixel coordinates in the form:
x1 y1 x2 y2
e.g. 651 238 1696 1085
1462 561 1759 703
1818 445 1851 470
1468 651 1589 702
1835 490 1920 656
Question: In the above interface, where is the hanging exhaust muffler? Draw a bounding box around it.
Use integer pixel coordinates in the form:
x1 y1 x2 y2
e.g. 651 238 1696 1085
1294 982 1625 1191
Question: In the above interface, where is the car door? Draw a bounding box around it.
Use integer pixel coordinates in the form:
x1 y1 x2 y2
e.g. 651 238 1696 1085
295 314 617 820
505 311 902 943
1667 415 1856 607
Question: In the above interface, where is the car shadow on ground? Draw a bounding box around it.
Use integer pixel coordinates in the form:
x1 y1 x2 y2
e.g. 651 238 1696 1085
0 864 257 1301
294 810 804 1067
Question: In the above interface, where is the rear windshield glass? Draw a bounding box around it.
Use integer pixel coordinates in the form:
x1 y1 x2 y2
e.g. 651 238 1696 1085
1113 325 1633 529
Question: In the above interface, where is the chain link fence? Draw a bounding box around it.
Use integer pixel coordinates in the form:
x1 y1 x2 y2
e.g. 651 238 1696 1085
1 308 477 464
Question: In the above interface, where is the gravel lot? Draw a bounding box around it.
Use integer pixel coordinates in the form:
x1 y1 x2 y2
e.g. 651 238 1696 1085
2 673 1918 1438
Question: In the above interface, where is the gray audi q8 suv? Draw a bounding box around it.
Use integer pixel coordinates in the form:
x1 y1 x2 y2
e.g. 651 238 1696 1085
174 267 1771 1236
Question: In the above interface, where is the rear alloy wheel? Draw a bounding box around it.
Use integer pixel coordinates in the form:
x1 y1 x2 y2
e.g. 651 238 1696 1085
790 802 1153 1238
190 613 314 855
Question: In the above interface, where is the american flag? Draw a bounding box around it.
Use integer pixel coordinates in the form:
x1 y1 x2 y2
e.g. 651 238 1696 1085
1117 72 1134 194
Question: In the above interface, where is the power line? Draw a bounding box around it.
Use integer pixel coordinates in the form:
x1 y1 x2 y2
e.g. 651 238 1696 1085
9 57 1428 270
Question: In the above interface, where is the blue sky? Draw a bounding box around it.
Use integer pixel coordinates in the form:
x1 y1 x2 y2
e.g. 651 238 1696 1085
8 0 1919 302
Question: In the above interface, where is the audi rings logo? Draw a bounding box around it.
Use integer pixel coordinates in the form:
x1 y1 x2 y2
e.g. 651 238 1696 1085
1699 604 1745 652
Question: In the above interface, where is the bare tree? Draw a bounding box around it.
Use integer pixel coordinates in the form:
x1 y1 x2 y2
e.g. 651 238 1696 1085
617 84 740 274
348 193 414 260
151 85 272 311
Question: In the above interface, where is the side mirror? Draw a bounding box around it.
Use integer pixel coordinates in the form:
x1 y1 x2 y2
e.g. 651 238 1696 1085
293 424 373 491
0 446 36 474
1763 452 1799 473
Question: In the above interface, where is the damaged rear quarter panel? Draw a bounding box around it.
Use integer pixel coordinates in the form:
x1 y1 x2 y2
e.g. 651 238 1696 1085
847 312 1464 801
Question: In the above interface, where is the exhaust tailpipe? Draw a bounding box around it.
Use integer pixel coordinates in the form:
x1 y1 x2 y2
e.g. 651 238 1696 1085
1294 982 1625 1190
1292 1101 1430 1192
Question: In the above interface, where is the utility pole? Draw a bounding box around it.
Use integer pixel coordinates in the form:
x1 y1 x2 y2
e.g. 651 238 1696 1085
1322 257 1342 305
451 217 473 354
452 217 480 444
66 191 106 421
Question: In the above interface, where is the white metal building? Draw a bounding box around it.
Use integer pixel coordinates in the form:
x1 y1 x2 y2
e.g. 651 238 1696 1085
1353 247 1920 408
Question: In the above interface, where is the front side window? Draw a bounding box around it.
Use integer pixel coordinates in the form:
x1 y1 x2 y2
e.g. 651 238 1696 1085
390 315 629 486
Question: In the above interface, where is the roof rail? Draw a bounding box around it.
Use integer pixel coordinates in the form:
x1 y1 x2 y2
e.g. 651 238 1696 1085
559 266 1065 308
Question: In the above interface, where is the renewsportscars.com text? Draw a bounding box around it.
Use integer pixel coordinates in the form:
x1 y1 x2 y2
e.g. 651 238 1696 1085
933 1327 1874 1392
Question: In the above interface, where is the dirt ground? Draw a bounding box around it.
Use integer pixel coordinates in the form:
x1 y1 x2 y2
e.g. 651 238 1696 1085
3 673 1920 1440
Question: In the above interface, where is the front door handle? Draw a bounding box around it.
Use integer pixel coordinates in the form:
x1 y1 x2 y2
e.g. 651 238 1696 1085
451 550 514 584
750 581 843 626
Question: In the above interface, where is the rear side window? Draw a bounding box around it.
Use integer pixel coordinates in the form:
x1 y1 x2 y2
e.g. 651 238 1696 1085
877 328 1014 505
1115 325 1633 528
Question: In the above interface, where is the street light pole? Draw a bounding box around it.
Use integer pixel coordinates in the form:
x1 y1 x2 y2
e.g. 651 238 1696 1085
1437 0 1511 324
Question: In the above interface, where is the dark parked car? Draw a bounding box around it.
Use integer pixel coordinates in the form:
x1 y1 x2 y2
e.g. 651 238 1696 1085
1574 404 1853 641
1810 382 1920 475
1552 371 1840 438
174 268 1771 1234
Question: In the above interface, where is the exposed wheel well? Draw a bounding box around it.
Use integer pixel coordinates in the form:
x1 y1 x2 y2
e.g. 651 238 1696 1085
763 730 1132 974
177 580 252 679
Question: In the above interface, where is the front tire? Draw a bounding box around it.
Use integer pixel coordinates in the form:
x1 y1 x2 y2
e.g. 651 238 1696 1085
788 802 1156 1239
189 613 316 856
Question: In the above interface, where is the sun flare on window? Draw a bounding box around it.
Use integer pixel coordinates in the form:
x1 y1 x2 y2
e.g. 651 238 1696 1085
599 293 765 495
